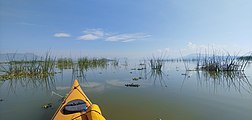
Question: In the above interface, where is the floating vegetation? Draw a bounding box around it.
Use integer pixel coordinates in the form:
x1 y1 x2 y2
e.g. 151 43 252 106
131 68 145 71
181 73 187 76
129 58 168 87
42 103 52 109
137 68 145 70
139 63 146 66
125 83 140 87
132 77 142 81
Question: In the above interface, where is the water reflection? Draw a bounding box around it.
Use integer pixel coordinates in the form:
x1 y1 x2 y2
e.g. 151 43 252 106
1 61 252 120
3 76 56 94
196 70 252 94
148 69 168 87
0 80 4 87
180 71 192 91
80 82 103 88
1 61 251 95
106 79 126 87
71 64 87 82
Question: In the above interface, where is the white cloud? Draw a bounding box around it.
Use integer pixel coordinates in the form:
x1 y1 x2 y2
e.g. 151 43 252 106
164 48 170 52
78 34 100 40
151 42 248 58
180 42 230 56
54 33 71 37
18 22 44 27
105 33 151 42
187 42 207 50
83 29 104 37
78 29 104 41
77 29 151 42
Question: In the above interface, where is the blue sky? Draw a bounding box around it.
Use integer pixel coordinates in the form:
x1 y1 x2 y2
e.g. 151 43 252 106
1 0 251 58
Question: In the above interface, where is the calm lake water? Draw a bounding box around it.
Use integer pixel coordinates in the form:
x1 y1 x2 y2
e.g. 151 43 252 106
0 61 252 120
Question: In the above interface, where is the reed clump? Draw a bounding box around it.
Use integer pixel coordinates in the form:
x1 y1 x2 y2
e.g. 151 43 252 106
89 58 108 69
198 51 249 72
0 55 55 80
150 57 165 71
57 58 73 70
110 58 119 67
238 56 252 61
77 57 108 71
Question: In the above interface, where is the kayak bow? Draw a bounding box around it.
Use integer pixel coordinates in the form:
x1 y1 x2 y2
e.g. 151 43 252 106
52 80 106 120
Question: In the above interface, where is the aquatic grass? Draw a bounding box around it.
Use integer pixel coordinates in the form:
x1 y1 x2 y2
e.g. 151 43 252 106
149 56 165 71
77 57 108 70
57 58 73 70
78 57 89 71
238 55 252 61
110 58 119 68
186 49 251 72
89 58 108 69
150 59 163 70
0 53 56 80
73 57 109 80
77 57 108 72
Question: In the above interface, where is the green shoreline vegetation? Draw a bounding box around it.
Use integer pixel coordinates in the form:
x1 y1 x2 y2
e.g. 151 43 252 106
0 54 55 80
0 55 117 80
0 51 251 81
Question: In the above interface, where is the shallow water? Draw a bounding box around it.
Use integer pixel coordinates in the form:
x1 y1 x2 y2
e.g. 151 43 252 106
0 61 252 120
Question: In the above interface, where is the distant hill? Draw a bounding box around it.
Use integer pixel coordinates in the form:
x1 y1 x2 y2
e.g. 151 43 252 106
0 53 40 62
181 53 239 60
238 56 252 61
182 53 204 59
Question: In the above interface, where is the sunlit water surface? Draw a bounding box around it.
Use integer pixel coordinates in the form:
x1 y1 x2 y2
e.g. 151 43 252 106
0 61 252 120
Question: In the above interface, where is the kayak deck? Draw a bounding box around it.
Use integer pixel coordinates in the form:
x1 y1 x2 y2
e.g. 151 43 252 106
52 80 106 120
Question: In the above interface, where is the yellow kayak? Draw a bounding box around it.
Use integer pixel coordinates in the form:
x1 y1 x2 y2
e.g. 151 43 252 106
52 80 106 120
